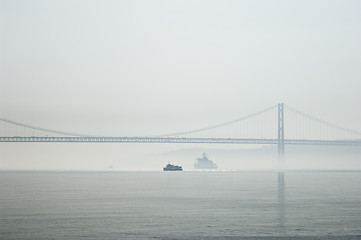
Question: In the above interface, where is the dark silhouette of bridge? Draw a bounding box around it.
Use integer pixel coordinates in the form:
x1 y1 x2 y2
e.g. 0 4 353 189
1 103 361 166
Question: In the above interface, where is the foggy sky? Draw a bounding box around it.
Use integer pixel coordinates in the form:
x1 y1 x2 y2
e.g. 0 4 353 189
1 0 361 170
1 0 361 136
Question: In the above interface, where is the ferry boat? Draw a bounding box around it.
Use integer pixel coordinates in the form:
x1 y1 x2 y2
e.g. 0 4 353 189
194 152 217 169
163 163 183 171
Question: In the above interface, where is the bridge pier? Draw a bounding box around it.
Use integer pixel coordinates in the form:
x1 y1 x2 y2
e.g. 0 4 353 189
278 103 285 169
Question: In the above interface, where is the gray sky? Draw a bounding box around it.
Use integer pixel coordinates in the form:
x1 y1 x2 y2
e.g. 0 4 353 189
1 0 361 170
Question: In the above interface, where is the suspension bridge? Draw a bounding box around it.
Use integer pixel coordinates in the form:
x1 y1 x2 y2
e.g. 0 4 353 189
1 104 361 153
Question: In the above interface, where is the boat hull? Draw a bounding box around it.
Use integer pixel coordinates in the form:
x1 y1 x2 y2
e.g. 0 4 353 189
194 164 217 169
163 168 182 171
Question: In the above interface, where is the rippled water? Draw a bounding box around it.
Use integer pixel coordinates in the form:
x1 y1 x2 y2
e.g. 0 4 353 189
1 171 361 239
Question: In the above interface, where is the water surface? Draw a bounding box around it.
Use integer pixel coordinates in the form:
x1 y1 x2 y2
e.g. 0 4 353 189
1 170 360 239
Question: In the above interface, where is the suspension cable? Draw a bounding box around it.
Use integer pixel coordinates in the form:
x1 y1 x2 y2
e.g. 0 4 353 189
0 117 90 137
158 104 278 137
285 105 361 136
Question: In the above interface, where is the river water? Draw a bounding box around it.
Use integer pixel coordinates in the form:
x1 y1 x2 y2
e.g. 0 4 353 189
1 170 361 239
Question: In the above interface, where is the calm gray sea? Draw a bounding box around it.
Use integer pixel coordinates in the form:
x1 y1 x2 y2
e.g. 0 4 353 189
1 170 361 240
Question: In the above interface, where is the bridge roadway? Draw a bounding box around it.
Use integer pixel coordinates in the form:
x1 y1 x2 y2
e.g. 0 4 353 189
1 136 361 146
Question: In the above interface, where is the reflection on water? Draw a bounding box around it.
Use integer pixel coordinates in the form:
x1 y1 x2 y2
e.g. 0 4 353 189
278 172 286 231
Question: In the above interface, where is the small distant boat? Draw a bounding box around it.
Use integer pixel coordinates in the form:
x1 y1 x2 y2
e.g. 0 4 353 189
194 152 217 169
163 163 183 171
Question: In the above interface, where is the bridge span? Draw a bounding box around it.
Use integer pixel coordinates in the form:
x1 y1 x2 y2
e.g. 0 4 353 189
1 103 361 148
2 103 361 166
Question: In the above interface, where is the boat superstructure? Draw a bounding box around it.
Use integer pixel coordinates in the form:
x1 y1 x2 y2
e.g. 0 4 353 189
163 163 183 171
194 152 217 169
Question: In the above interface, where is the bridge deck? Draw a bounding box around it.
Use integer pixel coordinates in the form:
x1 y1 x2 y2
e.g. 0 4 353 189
1 137 360 146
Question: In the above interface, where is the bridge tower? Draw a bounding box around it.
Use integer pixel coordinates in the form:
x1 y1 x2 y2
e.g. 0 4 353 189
278 103 285 169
